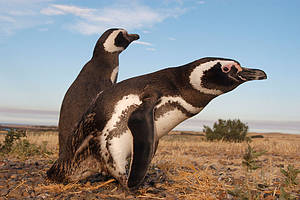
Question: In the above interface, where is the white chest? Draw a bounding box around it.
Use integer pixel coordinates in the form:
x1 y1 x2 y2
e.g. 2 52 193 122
154 108 189 138
154 96 203 138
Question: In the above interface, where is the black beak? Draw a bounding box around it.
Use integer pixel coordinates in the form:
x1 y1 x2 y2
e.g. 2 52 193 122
238 67 267 81
127 33 140 42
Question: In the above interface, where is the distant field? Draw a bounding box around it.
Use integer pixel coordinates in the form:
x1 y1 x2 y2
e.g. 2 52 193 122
0 126 300 199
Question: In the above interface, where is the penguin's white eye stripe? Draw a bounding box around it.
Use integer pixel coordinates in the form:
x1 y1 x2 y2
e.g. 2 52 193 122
103 30 125 53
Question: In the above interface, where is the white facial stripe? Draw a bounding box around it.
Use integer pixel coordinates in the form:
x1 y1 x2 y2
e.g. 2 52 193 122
103 30 125 53
110 66 119 83
189 60 237 95
156 96 202 114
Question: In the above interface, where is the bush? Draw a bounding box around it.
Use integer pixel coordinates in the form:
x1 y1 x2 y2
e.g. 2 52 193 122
0 129 25 154
11 139 52 157
203 119 250 142
0 129 52 157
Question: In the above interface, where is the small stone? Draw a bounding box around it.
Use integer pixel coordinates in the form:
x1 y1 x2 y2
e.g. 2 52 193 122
146 188 161 194
16 169 25 174
155 183 164 188
0 173 7 179
200 164 208 170
28 189 35 196
10 174 17 179
9 163 16 167
0 161 6 167
276 164 284 168
23 191 30 197
257 183 268 189
209 164 217 170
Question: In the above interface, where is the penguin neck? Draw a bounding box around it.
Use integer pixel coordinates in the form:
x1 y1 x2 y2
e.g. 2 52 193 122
179 84 218 109
174 66 219 109
91 52 119 72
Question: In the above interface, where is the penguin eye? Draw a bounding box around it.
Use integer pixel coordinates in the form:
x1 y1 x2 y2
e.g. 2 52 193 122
221 65 232 73
114 31 129 48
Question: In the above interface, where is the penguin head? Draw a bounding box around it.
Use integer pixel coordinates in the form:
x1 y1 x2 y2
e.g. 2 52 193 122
189 57 267 95
94 28 139 56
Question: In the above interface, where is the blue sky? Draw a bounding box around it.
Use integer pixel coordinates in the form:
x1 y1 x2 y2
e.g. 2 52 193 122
0 0 299 126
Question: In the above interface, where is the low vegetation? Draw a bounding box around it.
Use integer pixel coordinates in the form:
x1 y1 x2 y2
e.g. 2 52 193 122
0 129 52 158
0 129 26 154
203 119 250 142
242 144 267 172
281 164 300 186
0 125 299 199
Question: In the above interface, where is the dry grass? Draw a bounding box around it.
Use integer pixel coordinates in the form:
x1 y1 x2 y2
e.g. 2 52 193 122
0 130 59 153
25 131 59 153
1 130 300 199
152 132 300 199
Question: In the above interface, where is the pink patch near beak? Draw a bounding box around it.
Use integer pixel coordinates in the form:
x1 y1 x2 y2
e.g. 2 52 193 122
221 64 243 73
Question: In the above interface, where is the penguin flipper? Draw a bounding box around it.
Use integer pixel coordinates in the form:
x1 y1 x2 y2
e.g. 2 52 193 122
127 97 157 188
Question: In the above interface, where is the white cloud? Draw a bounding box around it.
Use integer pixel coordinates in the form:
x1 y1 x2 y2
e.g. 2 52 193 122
0 0 53 36
0 15 16 23
41 4 96 17
40 2 186 35
146 47 156 51
40 6 65 15
38 27 48 31
197 1 205 4
168 37 176 41
0 1 187 36
133 41 153 46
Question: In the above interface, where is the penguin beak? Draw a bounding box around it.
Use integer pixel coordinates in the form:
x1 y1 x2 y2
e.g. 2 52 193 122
237 67 267 81
127 33 140 43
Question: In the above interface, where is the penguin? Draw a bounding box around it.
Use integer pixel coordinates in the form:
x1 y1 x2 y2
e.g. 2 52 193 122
47 57 267 188
58 28 140 159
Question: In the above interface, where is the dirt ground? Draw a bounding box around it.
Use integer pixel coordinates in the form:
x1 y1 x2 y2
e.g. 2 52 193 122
0 129 299 200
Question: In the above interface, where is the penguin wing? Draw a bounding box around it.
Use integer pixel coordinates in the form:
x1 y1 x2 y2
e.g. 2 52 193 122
127 96 157 188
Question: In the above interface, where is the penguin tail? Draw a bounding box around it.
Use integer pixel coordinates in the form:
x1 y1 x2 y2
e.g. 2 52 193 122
46 159 69 183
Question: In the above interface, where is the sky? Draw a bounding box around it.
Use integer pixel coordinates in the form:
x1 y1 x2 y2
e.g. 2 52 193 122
0 0 300 128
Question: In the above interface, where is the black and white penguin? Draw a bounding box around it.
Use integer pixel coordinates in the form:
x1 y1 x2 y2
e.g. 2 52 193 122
58 28 139 158
48 57 267 188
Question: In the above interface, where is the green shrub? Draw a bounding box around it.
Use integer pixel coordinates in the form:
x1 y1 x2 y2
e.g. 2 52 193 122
203 119 249 142
242 144 266 172
280 164 300 186
0 129 52 157
0 129 25 154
